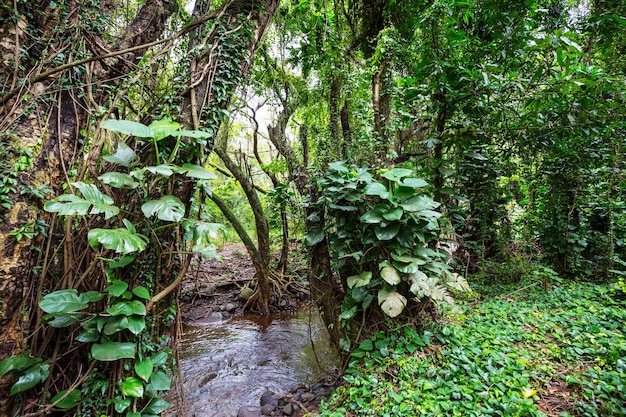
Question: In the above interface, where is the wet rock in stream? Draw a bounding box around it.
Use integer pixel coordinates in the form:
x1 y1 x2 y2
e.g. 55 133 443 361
248 383 337 417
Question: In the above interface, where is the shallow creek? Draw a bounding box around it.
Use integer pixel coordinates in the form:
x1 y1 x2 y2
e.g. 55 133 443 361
168 307 340 416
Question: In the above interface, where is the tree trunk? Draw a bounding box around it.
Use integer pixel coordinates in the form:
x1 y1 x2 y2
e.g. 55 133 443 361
0 0 176 412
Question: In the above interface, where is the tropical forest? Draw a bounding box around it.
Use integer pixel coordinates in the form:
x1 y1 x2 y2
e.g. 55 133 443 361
0 0 625 416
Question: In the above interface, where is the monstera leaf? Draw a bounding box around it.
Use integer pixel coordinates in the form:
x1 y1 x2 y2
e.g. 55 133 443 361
141 195 185 222
88 220 148 254
378 287 407 318
45 182 118 220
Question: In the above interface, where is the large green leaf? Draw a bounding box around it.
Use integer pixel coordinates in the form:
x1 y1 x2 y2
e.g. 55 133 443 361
103 316 129 335
305 228 325 246
10 363 49 395
380 265 401 285
135 358 153 382
102 142 137 167
127 315 146 335
382 207 403 221
141 195 185 222
170 130 212 139
88 226 148 254
107 300 146 316
148 371 171 391
145 398 170 414
381 168 413 181
105 280 129 297
347 271 372 288
43 313 80 328
39 290 87 314
132 286 150 300
98 172 139 189
401 177 429 188
51 389 81 409
176 163 217 180
101 119 154 138
329 161 349 172
91 342 136 361
378 288 407 318
375 223 401 241
364 182 390 199
150 352 169 367
400 195 440 212
121 376 144 398
133 164 178 178
148 119 181 141
45 182 119 220
0 355 41 377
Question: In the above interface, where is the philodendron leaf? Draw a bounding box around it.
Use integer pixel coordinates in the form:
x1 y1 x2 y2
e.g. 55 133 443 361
121 376 144 398
347 271 372 288
382 207 403 221
102 142 137 167
91 342 136 361
88 225 148 254
400 195 440 212
305 228 325 246
141 195 185 222
170 130 211 139
44 182 119 220
148 119 181 141
364 182 390 199
400 177 428 188
380 265 401 285
51 389 81 409
0 355 41 377
139 164 177 177
135 358 153 382
101 119 154 138
98 172 139 189
10 363 49 395
375 223 401 241
381 168 413 181
378 288 407 318
39 289 87 314
328 161 349 172
176 163 217 180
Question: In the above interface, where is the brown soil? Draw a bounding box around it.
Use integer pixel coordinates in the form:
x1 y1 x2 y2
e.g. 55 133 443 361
179 243 257 324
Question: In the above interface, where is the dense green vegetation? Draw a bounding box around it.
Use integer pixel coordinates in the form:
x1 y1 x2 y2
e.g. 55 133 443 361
0 0 625 415
321 278 626 416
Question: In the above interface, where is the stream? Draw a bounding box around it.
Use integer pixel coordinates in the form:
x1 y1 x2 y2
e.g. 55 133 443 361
168 306 340 416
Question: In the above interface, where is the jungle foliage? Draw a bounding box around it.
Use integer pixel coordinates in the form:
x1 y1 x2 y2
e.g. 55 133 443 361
0 0 625 415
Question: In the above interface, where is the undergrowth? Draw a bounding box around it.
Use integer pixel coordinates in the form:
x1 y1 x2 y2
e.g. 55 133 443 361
319 279 626 416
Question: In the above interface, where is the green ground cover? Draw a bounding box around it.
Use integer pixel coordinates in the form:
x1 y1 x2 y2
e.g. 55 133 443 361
319 280 626 416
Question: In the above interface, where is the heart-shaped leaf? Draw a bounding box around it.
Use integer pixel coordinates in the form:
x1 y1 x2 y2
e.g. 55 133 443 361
121 376 144 398
101 119 154 138
102 142 137 167
91 342 136 361
135 358 153 382
148 119 181 141
347 271 372 288
39 290 87 314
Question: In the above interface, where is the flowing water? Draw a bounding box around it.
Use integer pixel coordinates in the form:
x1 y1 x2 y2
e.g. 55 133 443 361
168 307 340 417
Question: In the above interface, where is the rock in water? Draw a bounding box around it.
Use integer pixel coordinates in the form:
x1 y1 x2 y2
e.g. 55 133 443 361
237 406 261 417
260 390 274 406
